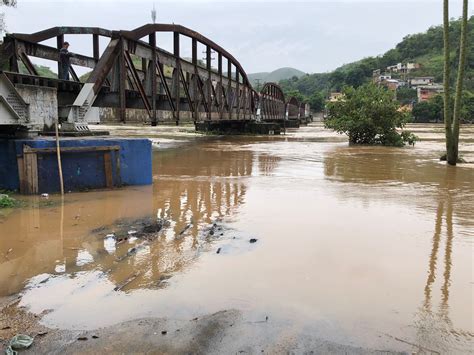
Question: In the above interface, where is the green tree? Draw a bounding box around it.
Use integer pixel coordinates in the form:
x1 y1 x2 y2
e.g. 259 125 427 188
444 0 469 165
412 97 443 122
308 91 325 112
396 87 418 105
325 84 417 147
283 89 305 104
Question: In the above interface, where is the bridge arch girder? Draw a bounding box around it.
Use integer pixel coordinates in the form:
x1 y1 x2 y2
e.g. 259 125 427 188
259 82 286 121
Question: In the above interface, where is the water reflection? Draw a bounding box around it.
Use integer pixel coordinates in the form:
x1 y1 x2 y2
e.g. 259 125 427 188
415 168 473 352
323 147 474 351
0 142 269 297
323 145 474 236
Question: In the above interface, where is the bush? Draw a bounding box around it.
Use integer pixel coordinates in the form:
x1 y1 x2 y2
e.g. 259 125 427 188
325 84 417 147
0 194 16 208
412 95 444 122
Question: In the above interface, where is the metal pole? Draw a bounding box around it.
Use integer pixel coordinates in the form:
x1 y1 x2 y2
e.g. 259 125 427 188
55 117 64 195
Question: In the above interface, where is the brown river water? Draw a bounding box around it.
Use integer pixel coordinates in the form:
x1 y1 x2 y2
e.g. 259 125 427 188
0 123 473 353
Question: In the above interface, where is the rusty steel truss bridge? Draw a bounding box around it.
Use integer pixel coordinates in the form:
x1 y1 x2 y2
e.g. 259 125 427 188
0 24 311 133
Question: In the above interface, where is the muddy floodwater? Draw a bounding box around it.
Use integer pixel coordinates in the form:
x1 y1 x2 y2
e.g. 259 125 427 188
1 123 473 353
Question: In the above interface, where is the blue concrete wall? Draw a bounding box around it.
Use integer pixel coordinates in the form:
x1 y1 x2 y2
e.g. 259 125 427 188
0 138 152 193
0 140 20 191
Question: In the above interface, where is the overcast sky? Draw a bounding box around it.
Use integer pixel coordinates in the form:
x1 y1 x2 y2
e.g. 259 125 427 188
2 0 472 75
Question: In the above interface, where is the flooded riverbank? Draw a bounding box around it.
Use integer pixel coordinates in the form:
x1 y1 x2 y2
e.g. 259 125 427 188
1 123 473 353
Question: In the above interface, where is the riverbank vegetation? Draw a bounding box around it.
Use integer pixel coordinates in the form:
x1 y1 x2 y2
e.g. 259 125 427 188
0 194 16 208
325 84 417 147
279 16 474 115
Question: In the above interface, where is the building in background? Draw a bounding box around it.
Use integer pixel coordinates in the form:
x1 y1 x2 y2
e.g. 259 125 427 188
409 77 435 87
417 85 444 102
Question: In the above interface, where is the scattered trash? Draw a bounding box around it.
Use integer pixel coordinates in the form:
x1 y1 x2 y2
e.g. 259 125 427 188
77 336 88 341
142 220 163 234
128 230 137 235
5 334 34 355
92 335 99 339
249 238 258 244
41 193 49 198
114 272 140 292
161 330 167 335
179 223 192 236
54 264 66 273
37 331 48 336
216 248 222 254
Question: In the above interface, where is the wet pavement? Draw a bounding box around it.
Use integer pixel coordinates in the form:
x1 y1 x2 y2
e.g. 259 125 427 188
0 123 473 353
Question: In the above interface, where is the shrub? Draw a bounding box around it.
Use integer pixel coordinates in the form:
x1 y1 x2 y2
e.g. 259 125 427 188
0 194 16 208
325 84 417 147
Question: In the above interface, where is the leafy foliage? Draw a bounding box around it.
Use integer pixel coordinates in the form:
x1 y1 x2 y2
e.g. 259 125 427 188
308 91 326 112
412 93 474 123
412 97 443 122
325 84 417 147
396 87 418 105
0 194 16 208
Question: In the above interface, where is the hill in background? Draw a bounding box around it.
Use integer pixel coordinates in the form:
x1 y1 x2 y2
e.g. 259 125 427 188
248 67 305 87
279 16 474 97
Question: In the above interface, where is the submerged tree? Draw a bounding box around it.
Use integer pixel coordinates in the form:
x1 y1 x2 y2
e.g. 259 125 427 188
443 0 469 165
325 84 417 147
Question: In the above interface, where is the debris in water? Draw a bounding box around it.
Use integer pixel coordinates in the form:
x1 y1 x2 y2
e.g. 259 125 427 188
179 223 192 236
5 334 34 354
41 193 49 198
249 238 258 243
114 272 141 292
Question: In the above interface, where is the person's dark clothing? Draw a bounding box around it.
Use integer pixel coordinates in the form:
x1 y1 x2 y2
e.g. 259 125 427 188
59 48 73 80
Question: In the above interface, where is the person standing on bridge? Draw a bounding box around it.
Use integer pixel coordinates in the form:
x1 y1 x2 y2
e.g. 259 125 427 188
59 42 74 80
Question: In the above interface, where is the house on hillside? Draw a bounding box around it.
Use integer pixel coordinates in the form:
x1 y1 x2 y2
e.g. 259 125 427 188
373 73 392 84
381 79 400 91
387 63 420 74
417 85 444 102
329 92 344 102
409 77 435 87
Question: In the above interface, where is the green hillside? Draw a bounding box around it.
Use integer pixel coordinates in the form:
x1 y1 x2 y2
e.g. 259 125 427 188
280 16 474 97
248 67 305 87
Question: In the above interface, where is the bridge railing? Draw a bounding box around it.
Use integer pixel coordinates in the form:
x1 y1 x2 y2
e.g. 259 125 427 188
0 24 289 128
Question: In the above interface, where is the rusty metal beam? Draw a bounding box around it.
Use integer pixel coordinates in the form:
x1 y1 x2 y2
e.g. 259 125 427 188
124 50 152 118
155 56 176 115
149 33 157 126
11 27 113 43
16 40 96 68
88 38 121 93
19 52 38 76
173 32 180 125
